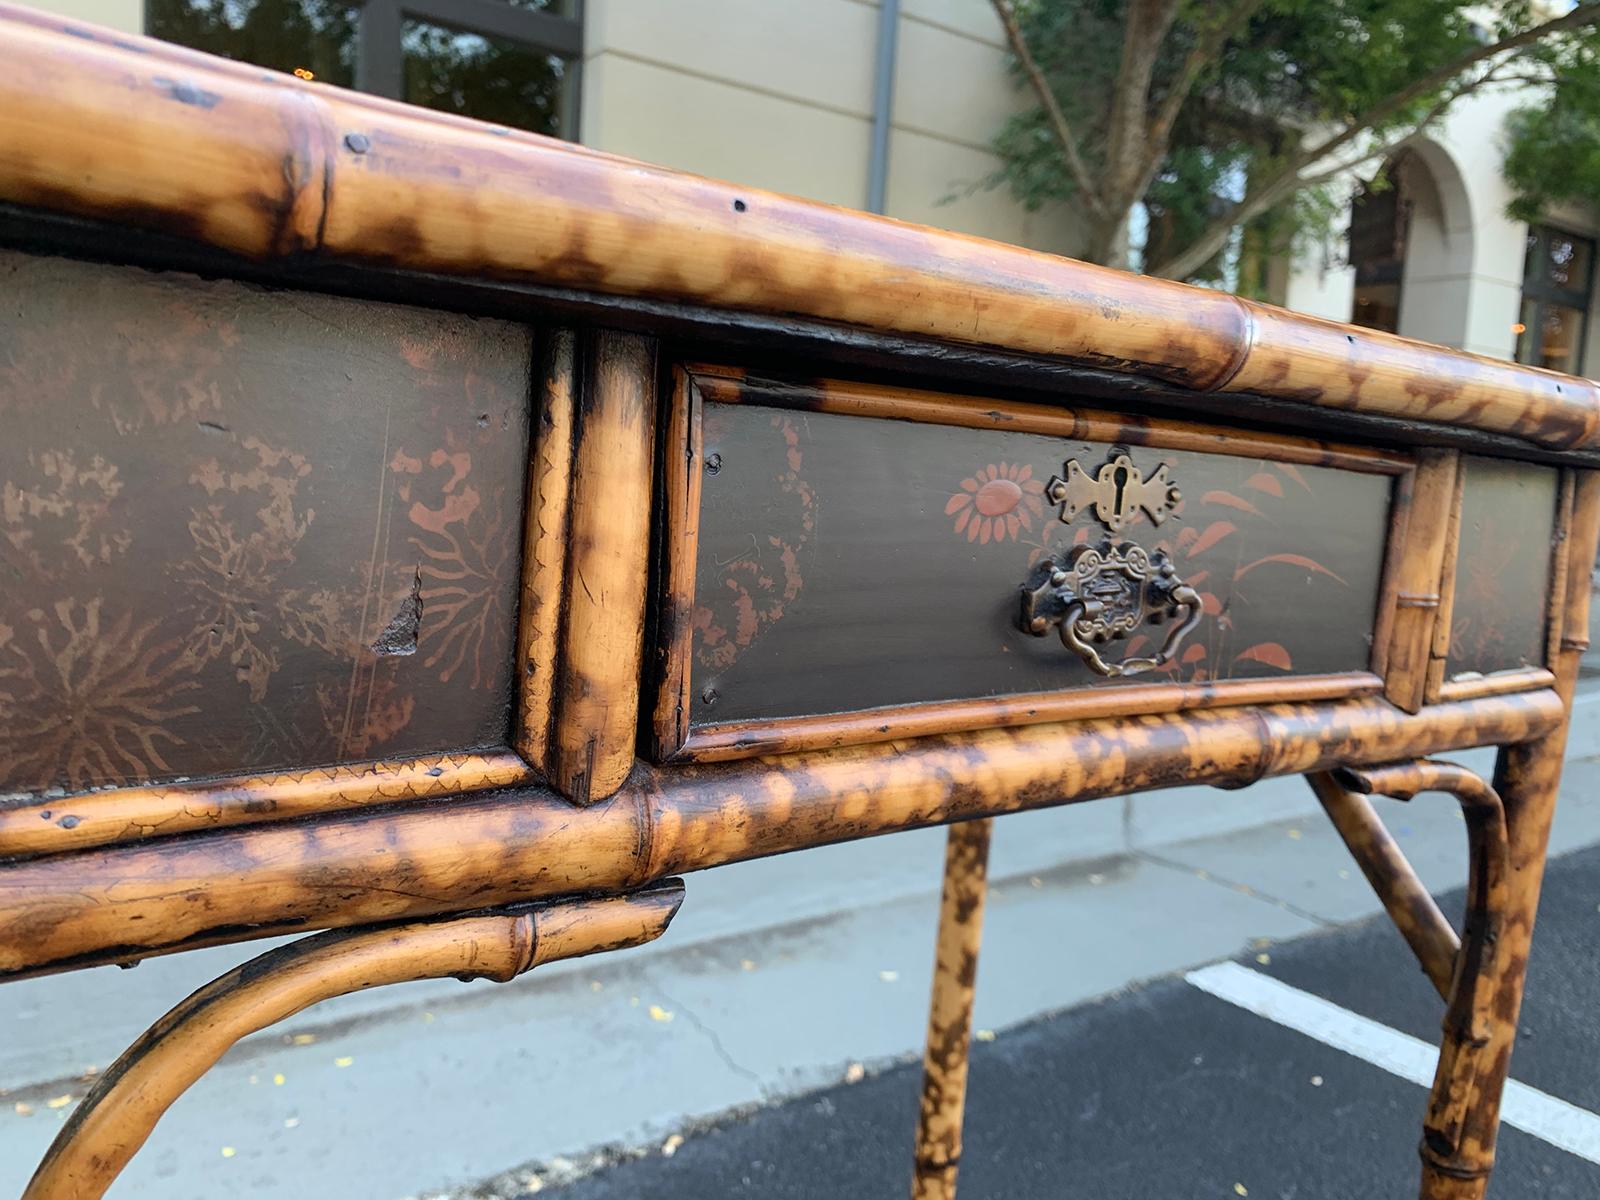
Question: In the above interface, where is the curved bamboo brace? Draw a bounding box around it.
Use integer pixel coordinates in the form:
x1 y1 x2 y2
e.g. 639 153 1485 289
23 883 685 1200
1307 771 1460 997
1334 761 1510 1183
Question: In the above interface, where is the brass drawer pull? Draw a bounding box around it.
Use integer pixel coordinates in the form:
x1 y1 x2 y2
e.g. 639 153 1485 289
1019 540 1202 678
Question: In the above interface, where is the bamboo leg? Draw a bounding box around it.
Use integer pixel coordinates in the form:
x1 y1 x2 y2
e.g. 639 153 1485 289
1376 737 1567 1200
23 882 685 1200
911 818 994 1200
1413 470 1600 1198
1337 760 1511 1192
1406 737 1560 1199
1399 730 1579 1200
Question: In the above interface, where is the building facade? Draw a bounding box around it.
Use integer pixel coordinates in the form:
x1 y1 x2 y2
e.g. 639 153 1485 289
26 1 1600 379
1285 84 1600 378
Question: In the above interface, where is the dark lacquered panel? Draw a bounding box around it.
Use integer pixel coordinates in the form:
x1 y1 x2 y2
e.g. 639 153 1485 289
0 249 530 795
1448 456 1558 678
690 402 1393 725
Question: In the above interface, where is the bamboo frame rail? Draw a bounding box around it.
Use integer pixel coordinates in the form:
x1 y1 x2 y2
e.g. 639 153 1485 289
2 3 1598 453
0 751 532 861
1384 451 1460 712
0 689 1563 980
911 818 993 1200
515 330 578 770
22 883 685 1200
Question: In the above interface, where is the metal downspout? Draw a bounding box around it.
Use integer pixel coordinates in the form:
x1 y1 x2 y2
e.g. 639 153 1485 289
868 0 901 214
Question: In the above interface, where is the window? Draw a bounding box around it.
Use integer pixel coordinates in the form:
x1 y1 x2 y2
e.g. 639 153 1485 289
1347 154 1414 336
1516 225 1594 375
146 1 581 139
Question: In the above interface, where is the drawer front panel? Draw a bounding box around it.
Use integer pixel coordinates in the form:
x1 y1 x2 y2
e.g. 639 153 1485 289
0 250 530 795
682 382 1394 732
1447 456 1560 678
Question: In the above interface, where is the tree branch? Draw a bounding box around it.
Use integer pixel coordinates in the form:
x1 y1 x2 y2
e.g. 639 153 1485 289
990 0 1106 219
1136 0 1268 194
1147 3 1600 280
1102 0 1183 207
1292 65 1500 189
1295 1 1600 181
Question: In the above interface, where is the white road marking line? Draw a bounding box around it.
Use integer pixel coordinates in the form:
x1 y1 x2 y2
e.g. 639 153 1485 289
1186 961 1600 1166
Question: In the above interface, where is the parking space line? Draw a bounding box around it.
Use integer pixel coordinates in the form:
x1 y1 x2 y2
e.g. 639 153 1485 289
1186 961 1600 1166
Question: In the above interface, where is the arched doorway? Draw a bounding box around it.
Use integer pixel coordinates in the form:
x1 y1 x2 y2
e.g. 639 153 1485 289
1347 143 1474 347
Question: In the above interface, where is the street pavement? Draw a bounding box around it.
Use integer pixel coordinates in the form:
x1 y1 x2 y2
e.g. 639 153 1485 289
536 841 1600 1200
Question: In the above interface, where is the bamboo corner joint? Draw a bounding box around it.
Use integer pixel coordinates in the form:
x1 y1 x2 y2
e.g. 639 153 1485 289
2 4 1600 1198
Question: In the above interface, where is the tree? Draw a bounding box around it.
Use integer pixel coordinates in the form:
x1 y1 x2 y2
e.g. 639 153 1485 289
1503 25 1600 223
986 1 1600 284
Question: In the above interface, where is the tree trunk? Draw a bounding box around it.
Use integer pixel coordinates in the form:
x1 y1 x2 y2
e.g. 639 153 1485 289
1088 203 1139 272
1085 209 1133 270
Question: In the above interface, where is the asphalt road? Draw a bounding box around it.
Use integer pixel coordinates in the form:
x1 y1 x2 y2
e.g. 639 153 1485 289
540 842 1600 1199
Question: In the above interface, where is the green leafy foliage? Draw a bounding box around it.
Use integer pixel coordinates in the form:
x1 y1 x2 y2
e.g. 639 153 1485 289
988 0 1596 280
1502 27 1600 223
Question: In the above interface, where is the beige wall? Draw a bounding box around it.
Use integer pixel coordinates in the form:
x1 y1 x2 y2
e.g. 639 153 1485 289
27 0 139 32
31 0 137 31
581 0 1083 254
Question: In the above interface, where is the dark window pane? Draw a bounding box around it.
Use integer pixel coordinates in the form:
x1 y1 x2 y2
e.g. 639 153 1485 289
147 0 358 88
1348 181 1406 279
1351 281 1401 335
402 19 570 136
1348 154 1415 332
1517 299 1585 374
1514 297 1539 366
1544 230 1593 294
1520 226 1592 371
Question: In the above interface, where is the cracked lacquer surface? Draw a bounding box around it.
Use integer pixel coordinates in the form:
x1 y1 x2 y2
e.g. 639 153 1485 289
0 249 530 794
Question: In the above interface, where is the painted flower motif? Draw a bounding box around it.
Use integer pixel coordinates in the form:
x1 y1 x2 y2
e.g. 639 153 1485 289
0 598 200 792
695 413 813 673
945 463 1045 544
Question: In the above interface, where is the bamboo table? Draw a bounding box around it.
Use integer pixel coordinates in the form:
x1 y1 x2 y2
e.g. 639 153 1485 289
2 6 1597 1196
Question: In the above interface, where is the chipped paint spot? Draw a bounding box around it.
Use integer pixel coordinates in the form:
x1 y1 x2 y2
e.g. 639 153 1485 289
370 570 423 657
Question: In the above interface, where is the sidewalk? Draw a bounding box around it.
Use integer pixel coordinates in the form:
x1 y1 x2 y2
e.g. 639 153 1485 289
4 690 1600 1199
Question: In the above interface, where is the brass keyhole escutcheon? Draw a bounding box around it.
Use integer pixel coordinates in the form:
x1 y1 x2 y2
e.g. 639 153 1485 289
1046 451 1181 532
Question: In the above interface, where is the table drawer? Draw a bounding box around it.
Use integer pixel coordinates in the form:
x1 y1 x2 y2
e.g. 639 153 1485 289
651 369 1408 761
